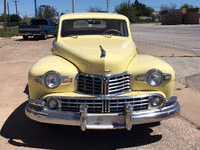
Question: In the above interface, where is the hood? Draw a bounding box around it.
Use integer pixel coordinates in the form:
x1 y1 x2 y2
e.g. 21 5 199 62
53 36 137 75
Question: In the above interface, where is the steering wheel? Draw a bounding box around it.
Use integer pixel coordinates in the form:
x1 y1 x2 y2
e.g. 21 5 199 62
102 29 122 36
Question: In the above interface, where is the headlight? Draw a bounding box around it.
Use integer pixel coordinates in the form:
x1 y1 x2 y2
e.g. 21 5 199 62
34 71 72 89
46 98 58 110
44 72 61 89
147 70 163 87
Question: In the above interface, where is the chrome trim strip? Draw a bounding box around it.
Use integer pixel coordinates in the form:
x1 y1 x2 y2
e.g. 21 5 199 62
164 96 177 104
98 70 111 74
28 99 45 107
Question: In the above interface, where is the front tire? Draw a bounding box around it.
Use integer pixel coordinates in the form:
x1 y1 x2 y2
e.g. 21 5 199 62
23 35 28 40
42 31 48 40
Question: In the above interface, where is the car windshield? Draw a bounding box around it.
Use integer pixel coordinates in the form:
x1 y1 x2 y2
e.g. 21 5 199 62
61 19 129 37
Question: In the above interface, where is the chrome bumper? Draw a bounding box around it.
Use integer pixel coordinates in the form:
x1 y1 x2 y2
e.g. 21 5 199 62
25 96 180 131
18 33 44 36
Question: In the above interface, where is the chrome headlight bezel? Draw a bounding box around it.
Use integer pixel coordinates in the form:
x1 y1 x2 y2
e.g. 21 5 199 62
149 95 164 108
135 69 172 87
46 98 59 110
34 71 72 89
146 69 163 87
43 71 61 89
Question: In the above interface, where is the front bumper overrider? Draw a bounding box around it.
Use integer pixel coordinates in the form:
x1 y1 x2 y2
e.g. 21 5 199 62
25 96 180 131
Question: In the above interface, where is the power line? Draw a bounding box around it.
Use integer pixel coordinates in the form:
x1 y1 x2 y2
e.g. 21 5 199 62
13 0 19 15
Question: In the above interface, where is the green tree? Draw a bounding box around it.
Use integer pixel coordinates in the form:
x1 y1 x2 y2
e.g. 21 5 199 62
115 0 154 22
170 3 177 10
10 14 21 22
160 3 177 11
87 6 104 12
115 2 136 22
38 6 58 19
22 15 35 25
160 4 169 11
180 3 194 9
0 13 10 22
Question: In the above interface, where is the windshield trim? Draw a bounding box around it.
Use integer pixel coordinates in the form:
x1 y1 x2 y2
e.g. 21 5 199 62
61 19 129 38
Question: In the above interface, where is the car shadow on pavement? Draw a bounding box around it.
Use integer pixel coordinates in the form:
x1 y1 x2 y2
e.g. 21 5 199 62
0 102 162 150
15 36 55 42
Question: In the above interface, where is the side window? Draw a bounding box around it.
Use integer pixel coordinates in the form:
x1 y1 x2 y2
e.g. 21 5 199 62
50 20 54 25
120 21 128 37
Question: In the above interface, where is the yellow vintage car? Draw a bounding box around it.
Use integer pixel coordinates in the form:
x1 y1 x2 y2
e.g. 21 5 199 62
25 13 180 131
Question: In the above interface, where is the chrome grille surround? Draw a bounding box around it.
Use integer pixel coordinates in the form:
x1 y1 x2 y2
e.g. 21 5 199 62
44 94 163 113
75 72 132 96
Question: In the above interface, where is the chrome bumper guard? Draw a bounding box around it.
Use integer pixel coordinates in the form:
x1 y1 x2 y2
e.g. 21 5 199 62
25 96 180 131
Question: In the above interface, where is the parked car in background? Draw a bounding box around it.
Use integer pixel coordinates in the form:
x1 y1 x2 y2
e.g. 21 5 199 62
25 13 180 131
19 19 57 40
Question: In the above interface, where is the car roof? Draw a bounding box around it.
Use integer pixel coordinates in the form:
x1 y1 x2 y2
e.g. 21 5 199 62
60 13 129 22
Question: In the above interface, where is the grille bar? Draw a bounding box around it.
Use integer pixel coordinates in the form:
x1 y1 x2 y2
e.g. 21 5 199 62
108 86 131 93
56 95 152 113
109 80 130 86
108 83 130 90
76 72 132 95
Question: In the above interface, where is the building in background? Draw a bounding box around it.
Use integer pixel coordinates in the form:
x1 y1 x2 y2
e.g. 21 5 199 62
160 8 200 25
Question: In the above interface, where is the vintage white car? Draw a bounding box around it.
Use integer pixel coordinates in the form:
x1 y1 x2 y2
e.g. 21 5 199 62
25 13 180 131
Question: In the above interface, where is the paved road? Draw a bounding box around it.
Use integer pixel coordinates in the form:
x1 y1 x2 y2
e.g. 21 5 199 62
0 27 200 149
131 24 200 56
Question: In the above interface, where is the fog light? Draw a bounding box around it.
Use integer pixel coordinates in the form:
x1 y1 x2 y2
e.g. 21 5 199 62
150 96 162 107
47 98 58 110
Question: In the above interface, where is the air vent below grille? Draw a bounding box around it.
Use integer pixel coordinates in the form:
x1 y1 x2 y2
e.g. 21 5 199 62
58 96 150 113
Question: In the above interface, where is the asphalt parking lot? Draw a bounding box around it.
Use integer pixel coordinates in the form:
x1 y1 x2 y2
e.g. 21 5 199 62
0 24 200 150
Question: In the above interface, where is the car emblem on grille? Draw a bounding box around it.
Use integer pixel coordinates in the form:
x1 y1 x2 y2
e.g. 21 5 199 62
98 70 111 74
99 45 106 58
103 76 108 84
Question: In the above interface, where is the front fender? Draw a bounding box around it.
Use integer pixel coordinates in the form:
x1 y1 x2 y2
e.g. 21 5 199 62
126 55 175 98
28 55 78 100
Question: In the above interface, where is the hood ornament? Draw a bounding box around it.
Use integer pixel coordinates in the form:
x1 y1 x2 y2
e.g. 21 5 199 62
100 45 106 58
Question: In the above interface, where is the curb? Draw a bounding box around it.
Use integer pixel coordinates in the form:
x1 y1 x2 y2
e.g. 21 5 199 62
174 81 200 127
0 36 22 40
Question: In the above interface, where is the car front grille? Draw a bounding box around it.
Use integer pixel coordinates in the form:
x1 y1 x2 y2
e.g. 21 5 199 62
76 72 132 95
59 95 150 113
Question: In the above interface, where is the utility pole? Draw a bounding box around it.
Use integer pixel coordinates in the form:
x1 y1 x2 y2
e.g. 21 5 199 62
7 3 10 30
106 0 109 13
34 0 38 19
13 0 19 15
128 0 130 16
72 0 75 13
4 0 6 32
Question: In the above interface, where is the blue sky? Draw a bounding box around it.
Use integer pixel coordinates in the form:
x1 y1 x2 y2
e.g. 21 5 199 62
1 0 200 18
